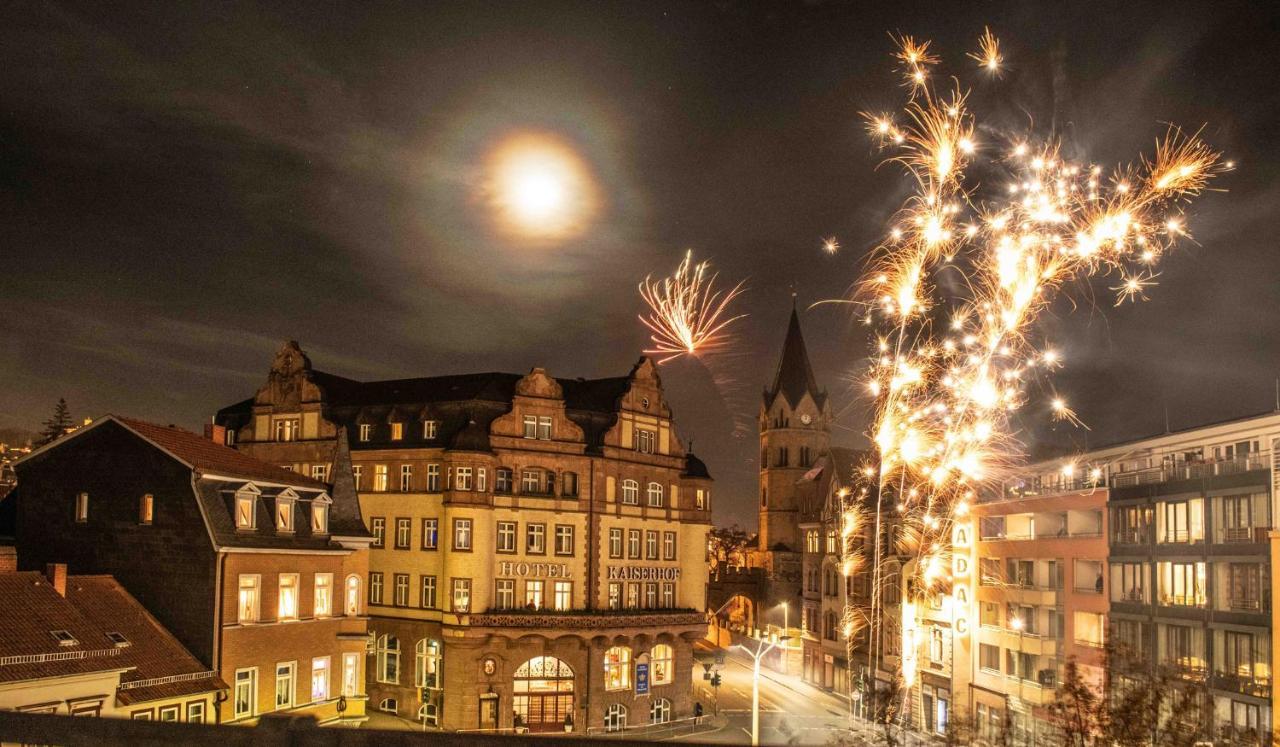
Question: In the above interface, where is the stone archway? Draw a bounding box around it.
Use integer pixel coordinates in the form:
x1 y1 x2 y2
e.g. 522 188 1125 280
723 594 756 633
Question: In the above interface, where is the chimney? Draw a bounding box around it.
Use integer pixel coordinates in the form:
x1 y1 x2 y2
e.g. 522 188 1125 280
45 563 67 597
0 546 16 573
204 424 227 445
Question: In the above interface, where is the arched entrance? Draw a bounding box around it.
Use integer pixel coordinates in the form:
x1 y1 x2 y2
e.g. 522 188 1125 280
723 594 756 633
512 656 574 732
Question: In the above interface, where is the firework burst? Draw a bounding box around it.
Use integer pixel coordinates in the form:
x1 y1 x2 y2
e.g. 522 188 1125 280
638 250 747 364
843 28 1228 717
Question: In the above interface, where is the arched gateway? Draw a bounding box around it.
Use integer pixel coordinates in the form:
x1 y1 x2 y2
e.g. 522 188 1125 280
513 656 574 732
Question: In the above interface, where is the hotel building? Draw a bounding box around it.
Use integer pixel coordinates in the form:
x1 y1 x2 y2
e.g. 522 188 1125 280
214 342 713 733
12 416 372 726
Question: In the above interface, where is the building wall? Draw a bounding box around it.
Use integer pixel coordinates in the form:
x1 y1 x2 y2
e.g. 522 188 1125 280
217 551 368 725
14 421 218 664
0 671 125 717
123 692 219 723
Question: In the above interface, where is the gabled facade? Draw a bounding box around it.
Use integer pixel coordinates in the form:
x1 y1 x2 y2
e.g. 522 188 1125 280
214 342 713 734
12 416 371 726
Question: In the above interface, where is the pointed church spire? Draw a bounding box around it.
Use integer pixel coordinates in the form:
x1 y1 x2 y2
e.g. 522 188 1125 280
764 302 826 410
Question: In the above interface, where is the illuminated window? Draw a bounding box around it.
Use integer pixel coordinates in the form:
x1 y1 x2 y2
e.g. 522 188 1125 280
342 653 360 697
452 578 471 613
651 644 673 685
274 661 295 710
276 497 294 532
423 420 439 439
75 492 89 523
390 422 403 441
553 581 571 610
311 498 329 534
607 582 622 609
352 465 362 490
313 574 332 617
373 465 388 492
238 575 260 623
526 580 545 610
344 575 361 615
359 424 372 442
696 489 706 510
274 418 299 442
604 647 631 691
311 657 330 702
138 494 153 525
278 574 299 621
310 463 329 482
661 582 674 608
235 494 255 529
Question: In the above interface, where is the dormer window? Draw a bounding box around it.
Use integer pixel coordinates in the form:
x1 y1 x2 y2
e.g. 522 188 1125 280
235 493 256 529
359 424 372 442
423 420 439 439
312 495 331 534
522 416 537 439
139 494 154 525
106 632 130 648
522 415 552 440
274 417 300 442
276 495 295 532
537 416 552 440
390 422 404 441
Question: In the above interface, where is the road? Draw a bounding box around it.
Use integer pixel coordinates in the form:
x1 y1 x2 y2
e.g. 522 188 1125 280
676 647 862 745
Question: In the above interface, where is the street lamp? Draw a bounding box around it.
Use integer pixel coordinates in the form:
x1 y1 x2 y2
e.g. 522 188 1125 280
734 636 790 747
780 601 789 634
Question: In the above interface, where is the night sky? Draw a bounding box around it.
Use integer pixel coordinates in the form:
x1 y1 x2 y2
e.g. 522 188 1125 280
3 1 1279 527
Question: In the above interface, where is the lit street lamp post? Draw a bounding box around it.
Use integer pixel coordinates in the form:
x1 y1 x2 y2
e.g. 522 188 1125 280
734 636 789 747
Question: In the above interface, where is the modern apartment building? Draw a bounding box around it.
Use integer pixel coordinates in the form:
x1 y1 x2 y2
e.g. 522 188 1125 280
968 480 1108 743
12 416 372 726
978 409 1280 745
214 341 713 734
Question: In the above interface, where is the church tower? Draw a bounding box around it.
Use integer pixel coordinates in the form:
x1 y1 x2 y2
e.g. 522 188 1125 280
758 303 831 554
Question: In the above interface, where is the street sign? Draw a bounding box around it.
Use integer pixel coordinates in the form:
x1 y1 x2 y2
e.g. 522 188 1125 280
714 651 725 666
636 662 650 695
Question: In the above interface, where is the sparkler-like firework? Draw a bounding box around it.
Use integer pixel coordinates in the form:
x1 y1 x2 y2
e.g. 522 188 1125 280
638 250 747 364
844 29 1227 725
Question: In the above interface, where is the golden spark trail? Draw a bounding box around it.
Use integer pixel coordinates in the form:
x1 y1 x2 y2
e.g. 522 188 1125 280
843 29 1228 732
638 250 748 364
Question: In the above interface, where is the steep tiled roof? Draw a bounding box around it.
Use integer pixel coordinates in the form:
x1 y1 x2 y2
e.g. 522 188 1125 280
115 417 325 489
0 572 224 702
215 366 638 453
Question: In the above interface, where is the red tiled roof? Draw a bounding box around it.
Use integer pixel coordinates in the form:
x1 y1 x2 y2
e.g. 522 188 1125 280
114 417 326 489
0 572 225 701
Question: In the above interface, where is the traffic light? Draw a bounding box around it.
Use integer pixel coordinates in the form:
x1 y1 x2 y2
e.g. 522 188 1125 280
710 672 722 688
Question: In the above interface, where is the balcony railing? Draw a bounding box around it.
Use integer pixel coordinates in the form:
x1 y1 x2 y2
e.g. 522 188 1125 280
1212 672 1271 699
1113 528 1152 545
1158 593 1208 608
1218 526 1272 544
1111 452 1270 488
1228 596 1264 613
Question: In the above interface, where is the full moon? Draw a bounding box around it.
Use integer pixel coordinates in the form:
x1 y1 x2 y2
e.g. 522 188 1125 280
483 132 599 242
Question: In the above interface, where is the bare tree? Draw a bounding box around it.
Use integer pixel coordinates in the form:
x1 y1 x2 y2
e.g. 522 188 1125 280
708 524 754 571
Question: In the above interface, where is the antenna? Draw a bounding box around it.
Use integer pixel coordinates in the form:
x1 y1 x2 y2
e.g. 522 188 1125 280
1274 378 1279 411
1163 401 1170 434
